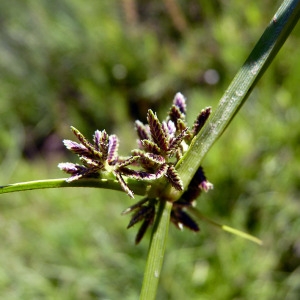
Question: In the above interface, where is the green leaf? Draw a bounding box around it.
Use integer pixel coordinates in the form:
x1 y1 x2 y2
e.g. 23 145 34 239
167 0 300 200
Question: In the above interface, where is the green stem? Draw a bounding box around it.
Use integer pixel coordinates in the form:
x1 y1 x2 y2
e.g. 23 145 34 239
173 0 300 196
188 207 263 245
140 200 172 300
0 178 149 196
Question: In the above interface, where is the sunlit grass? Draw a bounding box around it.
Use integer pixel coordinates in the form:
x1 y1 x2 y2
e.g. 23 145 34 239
0 0 300 299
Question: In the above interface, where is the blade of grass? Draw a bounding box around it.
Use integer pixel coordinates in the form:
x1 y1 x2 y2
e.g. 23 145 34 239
0 178 149 196
140 200 172 300
171 0 300 197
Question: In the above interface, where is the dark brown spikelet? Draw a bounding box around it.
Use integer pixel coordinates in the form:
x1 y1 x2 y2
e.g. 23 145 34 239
93 130 109 159
62 140 91 157
135 120 151 141
192 107 212 136
120 168 158 180
147 109 169 151
114 171 134 198
171 208 200 232
179 168 205 203
176 118 188 133
168 128 189 155
191 166 213 192
155 163 169 179
107 135 119 163
177 166 213 205
121 197 149 215
120 163 168 180
173 92 187 115
127 204 155 228
169 105 185 129
93 130 101 151
125 200 156 244
141 140 161 154
142 153 166 164
135 218 153 244
99 130 109 161
166 165 183 191
70 126 100 158
58 162 99 182
116 156 139 168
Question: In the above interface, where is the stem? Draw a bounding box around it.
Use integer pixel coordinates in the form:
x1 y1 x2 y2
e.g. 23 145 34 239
188 207 263 245
0 178 149 196
140 200 172 300
174 0 300 196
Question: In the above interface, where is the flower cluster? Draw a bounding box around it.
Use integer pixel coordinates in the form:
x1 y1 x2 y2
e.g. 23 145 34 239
58 126 137 198
122 93 213 243
59 92 213 243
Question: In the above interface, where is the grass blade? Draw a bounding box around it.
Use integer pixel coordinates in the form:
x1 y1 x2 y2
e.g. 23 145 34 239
0 178 149 196
174 0 300 193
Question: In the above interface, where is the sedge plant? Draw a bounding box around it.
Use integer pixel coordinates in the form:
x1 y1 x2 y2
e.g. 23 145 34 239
0 0 299 299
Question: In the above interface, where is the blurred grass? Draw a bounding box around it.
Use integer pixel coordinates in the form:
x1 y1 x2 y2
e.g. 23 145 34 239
1 0 300 299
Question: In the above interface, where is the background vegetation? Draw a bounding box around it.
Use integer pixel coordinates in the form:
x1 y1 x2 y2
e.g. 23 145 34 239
1 0 300 299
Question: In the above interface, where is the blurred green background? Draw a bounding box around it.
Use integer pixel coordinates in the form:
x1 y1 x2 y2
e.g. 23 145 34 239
1 0 300 299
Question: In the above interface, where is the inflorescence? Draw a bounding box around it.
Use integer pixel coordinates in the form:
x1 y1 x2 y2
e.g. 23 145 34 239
59 93 213 243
